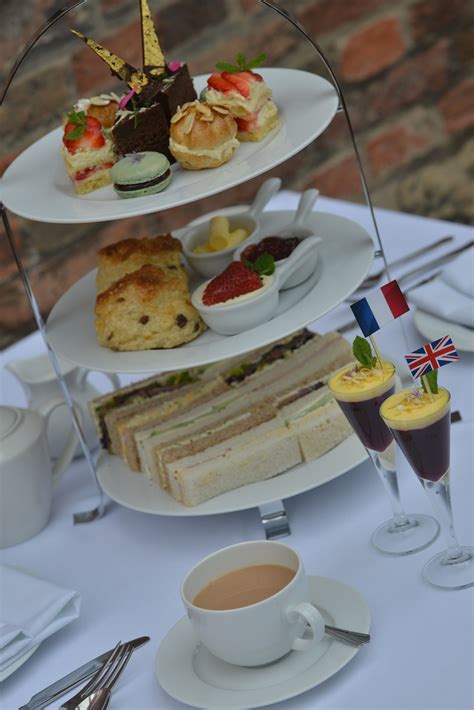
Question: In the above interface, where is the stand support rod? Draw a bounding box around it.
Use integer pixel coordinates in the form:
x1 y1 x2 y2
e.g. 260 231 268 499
1 204 105 523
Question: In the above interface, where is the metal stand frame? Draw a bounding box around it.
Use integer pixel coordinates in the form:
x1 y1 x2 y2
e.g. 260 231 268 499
1 0 392 534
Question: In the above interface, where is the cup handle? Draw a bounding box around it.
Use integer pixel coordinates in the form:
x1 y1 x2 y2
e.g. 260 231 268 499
78 369 120 391
287 602 325 651
37 398 82 485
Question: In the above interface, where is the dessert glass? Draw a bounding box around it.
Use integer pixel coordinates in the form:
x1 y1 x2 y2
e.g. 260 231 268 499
381 387 473 589
329 362 439 555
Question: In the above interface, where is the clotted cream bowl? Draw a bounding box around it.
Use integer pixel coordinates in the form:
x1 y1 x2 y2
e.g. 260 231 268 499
192 236 321 335
181 178 281 279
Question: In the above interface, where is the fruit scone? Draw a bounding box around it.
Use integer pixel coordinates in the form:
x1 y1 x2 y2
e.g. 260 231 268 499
61 110 117 194
204 52 279 142
95 264 206 351
96 234 186 293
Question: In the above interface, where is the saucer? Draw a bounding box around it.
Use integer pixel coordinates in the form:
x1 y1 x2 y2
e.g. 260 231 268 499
155 576 370 709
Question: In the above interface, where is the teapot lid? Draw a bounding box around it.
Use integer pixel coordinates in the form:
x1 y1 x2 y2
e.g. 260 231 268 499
0 407 23 440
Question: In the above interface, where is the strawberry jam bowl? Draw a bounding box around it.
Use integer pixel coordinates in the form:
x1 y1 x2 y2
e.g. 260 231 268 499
191 236 321 335
181 178 281 279
234 230 322 290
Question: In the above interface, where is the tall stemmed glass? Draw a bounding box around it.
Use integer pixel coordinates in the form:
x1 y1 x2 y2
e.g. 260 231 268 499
381 387 473 589
329 362 440 555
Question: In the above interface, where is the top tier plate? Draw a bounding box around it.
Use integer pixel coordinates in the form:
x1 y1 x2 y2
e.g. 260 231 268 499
0 69 338 224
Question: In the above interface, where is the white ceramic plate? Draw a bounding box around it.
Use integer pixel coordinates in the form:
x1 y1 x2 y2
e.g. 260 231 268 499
46 209 374 374
97 434 366 516
0 644 40 682
414 309 474 352
155 575 370 709
0 69 338 224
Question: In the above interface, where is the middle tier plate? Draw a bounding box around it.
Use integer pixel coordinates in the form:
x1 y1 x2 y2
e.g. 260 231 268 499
46 209 374 373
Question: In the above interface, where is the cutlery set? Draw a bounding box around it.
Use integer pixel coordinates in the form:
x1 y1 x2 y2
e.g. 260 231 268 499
20 622 369 709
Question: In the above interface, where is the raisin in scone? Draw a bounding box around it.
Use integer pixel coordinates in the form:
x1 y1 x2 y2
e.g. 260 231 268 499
95 264 206 350
96 234 186 294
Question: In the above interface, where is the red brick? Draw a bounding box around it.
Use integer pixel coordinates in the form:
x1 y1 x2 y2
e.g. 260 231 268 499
71 21 143 95
155 0 227 53
410 0 473 39
453 29 474 64
366 118 438 178
369 41 449 121
306 155 362 199
240 0 259 12
438 79 474 134
299 0 383 37
0 150 21 177
340 18 406 83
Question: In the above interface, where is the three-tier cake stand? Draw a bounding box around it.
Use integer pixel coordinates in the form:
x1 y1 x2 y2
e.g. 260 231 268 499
1 0 391 537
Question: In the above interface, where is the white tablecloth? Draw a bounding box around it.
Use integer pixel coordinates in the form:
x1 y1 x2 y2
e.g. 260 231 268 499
1 198 473 710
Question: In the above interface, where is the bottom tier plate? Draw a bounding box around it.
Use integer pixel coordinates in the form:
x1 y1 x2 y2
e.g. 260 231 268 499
96 435 367 516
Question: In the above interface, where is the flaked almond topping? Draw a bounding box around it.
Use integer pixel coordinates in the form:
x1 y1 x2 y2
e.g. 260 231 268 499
213 105 230 115
183 111 195 134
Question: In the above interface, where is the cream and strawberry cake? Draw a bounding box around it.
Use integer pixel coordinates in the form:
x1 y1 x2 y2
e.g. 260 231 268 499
61 111 117 195
204 53 279 142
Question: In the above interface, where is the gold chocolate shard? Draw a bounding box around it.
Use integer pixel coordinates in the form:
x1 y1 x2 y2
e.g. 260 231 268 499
70 29 149 92
140 0 165 73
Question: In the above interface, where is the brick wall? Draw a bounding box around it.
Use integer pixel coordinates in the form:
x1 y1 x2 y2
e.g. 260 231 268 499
1 0 473 348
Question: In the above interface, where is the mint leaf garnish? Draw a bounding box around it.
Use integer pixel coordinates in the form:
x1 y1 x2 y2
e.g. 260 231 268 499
65 110 86 140
216 52 266 73
243 253 275 276
353 335 377 368
421 370 438 394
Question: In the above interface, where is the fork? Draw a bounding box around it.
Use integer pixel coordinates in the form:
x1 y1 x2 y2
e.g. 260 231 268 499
61 642 133 710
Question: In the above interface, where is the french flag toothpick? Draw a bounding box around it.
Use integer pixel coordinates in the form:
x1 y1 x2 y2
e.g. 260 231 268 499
351 280 409 337
405 336 460 379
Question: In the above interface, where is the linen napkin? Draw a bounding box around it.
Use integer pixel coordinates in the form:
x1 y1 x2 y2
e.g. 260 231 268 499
408 246 474 328
0 565 80 673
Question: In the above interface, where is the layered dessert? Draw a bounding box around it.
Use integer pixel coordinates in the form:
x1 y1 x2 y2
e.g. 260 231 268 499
380 387 450 481
199 261 273 307
205 55 280 142
61 112 116 194
329 361 396 452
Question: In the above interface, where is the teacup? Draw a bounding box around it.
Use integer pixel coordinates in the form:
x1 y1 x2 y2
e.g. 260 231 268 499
181 540 324 667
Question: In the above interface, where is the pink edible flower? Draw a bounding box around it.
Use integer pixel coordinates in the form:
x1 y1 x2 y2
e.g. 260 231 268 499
119 88 137 110
167 60 183 73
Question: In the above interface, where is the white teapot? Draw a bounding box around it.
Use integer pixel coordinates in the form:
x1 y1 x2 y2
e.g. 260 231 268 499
0 403 79 548
5 353 119 459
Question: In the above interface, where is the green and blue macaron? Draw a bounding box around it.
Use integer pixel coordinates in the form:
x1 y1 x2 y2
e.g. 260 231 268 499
111 151 172 199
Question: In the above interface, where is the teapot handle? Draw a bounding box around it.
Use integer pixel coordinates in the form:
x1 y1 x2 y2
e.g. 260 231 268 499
77 368 120 392
37 398 82 485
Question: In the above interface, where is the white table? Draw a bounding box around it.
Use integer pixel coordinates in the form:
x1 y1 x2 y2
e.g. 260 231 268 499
1 198 473 710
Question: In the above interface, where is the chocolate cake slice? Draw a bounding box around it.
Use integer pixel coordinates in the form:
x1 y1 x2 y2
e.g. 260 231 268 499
112 65 196 161
112 103 174 161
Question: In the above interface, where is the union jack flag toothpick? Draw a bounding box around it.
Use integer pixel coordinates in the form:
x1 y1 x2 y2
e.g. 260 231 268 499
405 336 459 379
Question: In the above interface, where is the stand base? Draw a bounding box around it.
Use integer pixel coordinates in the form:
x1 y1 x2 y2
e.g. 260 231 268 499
422 546 474 590
259 500 290 539
371 514 440 556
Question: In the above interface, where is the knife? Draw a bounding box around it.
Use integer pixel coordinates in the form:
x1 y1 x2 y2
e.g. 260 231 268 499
19 636 149 710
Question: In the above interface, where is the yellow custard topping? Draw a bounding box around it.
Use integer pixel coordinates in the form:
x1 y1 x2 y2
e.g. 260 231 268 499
328 361 395 402
380 387 450 430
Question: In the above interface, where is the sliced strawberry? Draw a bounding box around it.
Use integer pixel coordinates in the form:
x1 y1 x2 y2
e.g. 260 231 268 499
207 72 236 94
202 262 262 306
63 116 106 155
221 71 253 97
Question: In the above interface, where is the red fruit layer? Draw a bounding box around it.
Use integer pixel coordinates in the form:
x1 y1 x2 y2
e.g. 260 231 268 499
74 162 113 181
202 261 262 306
241 237 301 263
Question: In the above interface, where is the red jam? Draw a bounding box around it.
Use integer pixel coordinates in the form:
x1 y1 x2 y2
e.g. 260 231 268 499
241 236 301 263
